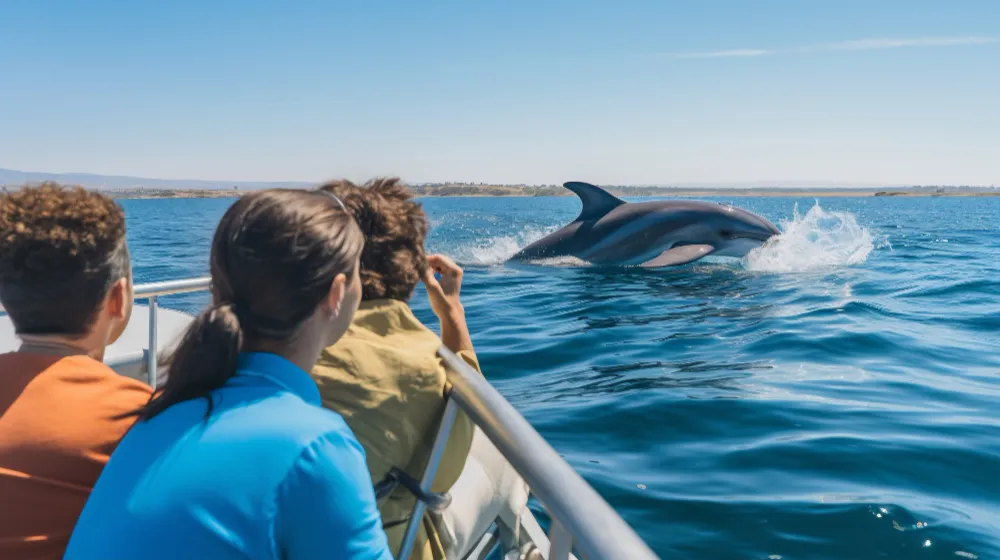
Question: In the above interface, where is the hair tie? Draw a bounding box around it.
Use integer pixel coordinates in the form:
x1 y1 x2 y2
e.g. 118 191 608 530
223 298 246 315
316 189 348 214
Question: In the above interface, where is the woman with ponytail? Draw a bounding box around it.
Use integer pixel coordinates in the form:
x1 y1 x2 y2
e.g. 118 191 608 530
65 189 392 560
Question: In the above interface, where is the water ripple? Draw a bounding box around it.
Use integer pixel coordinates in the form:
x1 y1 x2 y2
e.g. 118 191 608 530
123 195 1000 560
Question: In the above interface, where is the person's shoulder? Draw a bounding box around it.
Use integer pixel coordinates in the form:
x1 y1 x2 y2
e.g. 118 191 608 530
1 352 152 399
0 351 61 376
353 299 438 338
308 420 366 459
273 406 369 488
294 399 353 434
314 310 437 371
0 354 151 454
281 417 370 489
253 393 356 448
56 355 154 395
68 359 153 432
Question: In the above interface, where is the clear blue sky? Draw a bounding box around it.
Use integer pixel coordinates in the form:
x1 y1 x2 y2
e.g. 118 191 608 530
1 0 997 186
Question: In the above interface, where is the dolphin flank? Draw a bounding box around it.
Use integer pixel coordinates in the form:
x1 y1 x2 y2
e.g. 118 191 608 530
507 181 781 268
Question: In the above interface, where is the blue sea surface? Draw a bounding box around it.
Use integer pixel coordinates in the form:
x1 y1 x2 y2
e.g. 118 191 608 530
121 195 1000 560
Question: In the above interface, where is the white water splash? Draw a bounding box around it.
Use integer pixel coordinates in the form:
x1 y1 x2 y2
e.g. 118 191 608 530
743 202 875 272
452 226 561 266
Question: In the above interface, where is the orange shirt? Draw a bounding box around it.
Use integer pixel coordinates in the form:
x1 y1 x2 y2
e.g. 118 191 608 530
0 353 152 559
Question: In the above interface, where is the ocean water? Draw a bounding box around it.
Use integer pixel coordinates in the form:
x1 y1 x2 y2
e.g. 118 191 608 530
121 194 1000 560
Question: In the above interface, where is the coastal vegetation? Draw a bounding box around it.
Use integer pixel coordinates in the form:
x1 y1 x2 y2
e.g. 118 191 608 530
90 183 999 200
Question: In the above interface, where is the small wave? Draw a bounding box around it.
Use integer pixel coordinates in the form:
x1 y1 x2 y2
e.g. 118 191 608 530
451 226 560 266
743 202 876 272
526 255 592 267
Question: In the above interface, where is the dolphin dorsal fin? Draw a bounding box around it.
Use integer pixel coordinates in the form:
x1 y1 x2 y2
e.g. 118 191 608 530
564 181 625 221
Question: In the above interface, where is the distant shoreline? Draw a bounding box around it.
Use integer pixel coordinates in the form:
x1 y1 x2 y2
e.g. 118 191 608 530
104 189 244 200
102 188 1000 200
5 168 996 198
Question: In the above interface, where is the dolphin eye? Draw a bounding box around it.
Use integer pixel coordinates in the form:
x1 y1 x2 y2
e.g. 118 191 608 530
720 229 733 238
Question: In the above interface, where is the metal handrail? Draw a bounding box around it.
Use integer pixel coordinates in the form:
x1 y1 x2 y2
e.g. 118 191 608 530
106 277 657 560
133 277 212 299
133 277 211 386
0 277 211 313
439 348 658 560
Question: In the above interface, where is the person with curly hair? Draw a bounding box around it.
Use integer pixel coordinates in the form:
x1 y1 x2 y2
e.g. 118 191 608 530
310 177 483 559
0 182 152 559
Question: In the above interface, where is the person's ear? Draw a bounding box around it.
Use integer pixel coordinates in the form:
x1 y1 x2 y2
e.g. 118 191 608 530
326 273 347 318
106 275 135 346
106 277 129 320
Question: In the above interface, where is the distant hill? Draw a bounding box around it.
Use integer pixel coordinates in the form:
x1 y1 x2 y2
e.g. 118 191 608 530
0 168 312 190
0 167 895 191
1 168 994 197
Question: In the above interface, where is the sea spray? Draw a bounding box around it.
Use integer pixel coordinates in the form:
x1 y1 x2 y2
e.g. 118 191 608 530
451 225 561 266
743 201 875 272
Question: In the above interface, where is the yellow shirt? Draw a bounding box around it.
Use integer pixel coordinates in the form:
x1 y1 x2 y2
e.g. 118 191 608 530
311 299 479 560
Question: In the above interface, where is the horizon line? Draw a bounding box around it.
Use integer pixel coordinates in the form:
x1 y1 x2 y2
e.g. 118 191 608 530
2 167 996 190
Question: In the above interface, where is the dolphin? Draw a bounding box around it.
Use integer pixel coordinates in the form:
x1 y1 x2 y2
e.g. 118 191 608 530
508 181 781 267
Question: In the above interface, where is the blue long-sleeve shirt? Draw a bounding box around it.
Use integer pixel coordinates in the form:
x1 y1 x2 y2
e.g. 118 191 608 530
64 352 392 560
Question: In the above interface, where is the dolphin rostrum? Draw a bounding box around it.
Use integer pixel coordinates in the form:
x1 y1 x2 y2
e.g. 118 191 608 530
508 181 781 268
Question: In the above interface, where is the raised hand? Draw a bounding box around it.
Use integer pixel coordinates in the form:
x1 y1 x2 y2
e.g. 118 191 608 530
421 254 473 354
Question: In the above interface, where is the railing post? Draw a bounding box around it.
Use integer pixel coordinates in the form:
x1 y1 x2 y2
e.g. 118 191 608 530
548 519 572 560
397 398 459 560
146 296 158 387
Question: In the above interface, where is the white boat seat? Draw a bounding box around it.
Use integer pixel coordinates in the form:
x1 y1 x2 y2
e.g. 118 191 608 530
441 426 530 559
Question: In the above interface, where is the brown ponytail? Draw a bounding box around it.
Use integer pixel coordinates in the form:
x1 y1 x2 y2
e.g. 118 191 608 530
133 189 363 421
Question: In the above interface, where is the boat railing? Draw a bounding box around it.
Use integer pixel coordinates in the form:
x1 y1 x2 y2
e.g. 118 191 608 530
115 277 659 560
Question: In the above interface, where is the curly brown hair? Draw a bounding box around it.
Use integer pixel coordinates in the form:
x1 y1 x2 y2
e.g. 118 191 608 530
319 177 427 301
0 182 130 335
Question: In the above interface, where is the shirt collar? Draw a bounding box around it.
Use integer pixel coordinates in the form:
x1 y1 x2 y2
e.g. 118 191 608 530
235 352 321 406
357 298 411 312
351 298 419 329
